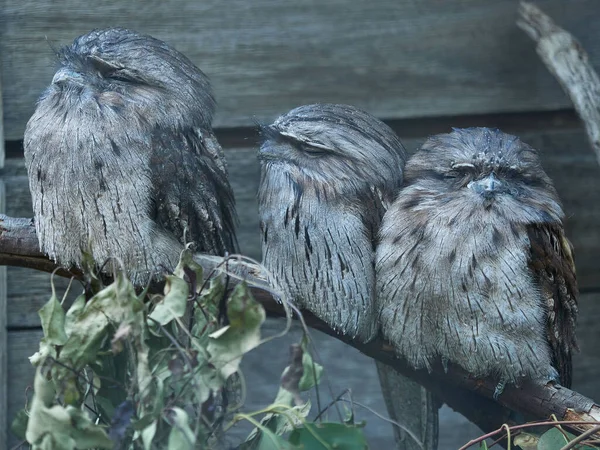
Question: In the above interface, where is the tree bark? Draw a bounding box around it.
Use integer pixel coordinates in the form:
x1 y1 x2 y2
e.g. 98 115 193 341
518 1 600 167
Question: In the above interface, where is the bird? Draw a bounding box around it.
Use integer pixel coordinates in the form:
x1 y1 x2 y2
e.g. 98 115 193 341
258 103 437 449
24 27 237 284
376 127 578 395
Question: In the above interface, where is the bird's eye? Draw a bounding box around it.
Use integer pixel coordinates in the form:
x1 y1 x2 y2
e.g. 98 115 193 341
298 143 329 157
445 162 476 182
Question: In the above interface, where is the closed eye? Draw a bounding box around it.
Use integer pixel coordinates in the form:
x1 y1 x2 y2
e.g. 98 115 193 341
298 142 330 156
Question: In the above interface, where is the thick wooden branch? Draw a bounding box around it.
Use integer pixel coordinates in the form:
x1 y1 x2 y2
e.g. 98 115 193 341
518 1 600 167
1 214 599 439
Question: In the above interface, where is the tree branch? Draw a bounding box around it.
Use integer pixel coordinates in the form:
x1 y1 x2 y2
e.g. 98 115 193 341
517 1 600 167
1 213 599 438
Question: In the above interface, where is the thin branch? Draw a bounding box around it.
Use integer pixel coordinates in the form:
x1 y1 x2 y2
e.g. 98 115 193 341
517 1 600 167
0 214 599 438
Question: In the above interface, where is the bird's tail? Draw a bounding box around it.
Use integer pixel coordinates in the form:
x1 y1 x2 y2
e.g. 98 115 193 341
376 361 439 450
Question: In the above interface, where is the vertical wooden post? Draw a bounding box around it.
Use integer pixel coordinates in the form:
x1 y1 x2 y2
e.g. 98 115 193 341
0 60 8 446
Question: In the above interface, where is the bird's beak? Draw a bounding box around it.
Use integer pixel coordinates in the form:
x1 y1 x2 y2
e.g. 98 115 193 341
467 172 505 198
51 67 84 85
258 125 283 160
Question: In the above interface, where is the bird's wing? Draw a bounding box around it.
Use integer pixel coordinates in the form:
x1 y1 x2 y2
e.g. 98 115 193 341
527 223 578 387
150 127 238 256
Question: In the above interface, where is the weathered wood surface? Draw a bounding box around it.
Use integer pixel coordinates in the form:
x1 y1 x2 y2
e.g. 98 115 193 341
0 182 7 448
518 2 600 167
6 291 600 449
2 0 600 139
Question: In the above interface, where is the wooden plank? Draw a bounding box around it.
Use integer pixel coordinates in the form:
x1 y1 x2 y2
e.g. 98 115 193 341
3 0 600 140
0 181 6 448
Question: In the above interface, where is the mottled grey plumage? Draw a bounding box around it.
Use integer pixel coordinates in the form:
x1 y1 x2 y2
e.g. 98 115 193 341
24 28 237 283
258 104 437 450
258 103 405 341
377 128 578 389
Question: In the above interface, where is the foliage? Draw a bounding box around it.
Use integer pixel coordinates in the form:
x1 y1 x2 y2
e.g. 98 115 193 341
11 250 370 449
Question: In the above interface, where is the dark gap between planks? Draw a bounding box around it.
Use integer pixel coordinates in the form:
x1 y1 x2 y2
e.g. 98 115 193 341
3 108 583 157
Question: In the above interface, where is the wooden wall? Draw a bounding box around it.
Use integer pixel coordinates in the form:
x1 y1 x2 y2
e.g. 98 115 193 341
1 0 599 448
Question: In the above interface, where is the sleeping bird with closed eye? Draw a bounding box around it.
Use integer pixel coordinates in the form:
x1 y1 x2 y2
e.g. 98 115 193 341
377 127 578 395
24 28 237 284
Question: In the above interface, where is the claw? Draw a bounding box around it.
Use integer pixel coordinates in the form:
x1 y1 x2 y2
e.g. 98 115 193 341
493 381 505 400
441 357 449 373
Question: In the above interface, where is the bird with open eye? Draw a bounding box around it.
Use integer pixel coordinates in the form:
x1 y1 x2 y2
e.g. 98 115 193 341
377 127 578 396
258 103 438 450
24 28 237 284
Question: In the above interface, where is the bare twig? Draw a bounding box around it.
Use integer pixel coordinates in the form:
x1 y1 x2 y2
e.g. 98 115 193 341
518 1 600 167
0 214 599 438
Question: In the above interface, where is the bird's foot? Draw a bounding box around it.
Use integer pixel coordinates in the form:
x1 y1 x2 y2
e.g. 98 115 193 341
493 381 505 400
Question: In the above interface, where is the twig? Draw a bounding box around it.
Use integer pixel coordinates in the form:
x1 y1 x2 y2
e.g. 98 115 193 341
518 1 600 167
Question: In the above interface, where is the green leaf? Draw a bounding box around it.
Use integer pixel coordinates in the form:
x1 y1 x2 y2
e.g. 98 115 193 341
148 275 189 326
243 426 297 450
38 287 68 346
288 423 368 450
64 294 86 336
140 420 157 450
538 428 594 449
25 368 112 449
11 408 29 440
298 338 323 391
166 407 196 450
173 249 204 293
207 282 265 380
29 338 57 367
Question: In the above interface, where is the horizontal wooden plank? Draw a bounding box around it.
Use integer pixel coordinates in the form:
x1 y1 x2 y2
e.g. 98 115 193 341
6 292 599 448
3 0 600 140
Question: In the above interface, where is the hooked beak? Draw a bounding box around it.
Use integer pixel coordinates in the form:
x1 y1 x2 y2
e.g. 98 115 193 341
467 172 505 199
51 67 85 85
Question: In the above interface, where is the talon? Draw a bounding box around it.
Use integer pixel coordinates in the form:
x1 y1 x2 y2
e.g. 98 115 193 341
441 357 449 373
493 381 505 400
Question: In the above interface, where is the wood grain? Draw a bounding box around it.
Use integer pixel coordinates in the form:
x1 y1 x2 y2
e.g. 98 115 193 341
2 0 600 139
0 182 7 448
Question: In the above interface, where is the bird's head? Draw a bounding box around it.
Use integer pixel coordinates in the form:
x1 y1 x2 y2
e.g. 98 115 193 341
403 127 563 224
43 27 214 127
259 103 406 197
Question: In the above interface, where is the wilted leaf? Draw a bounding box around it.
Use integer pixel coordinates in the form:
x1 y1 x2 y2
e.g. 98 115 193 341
166 407 195 450
173 249 204 294
140 420 157 450
64 294 86 336
38 287 68 346
288 422 368 450
241 425 297 450
26 368 112 449
281 344 304 404
29 338 57 367
243 345 313 449
148 275 189 326
208 282 265 380
298 338 323 392
11 408 29 440
513 432 538 450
